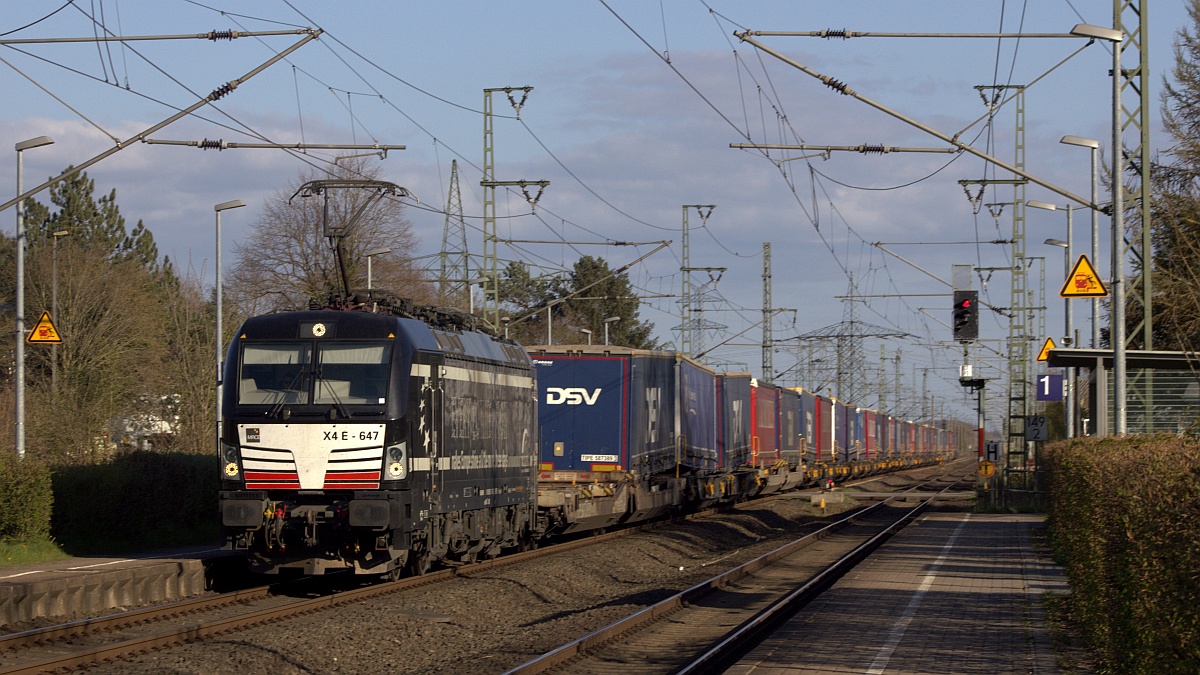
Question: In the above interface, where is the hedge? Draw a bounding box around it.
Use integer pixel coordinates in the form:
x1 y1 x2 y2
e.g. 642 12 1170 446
50 451 220 554
0 454 53 540
1044 435 1200 673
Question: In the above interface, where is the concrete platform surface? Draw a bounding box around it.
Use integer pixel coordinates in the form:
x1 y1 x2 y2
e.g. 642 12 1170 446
0 544 228 627
726 512 1069 675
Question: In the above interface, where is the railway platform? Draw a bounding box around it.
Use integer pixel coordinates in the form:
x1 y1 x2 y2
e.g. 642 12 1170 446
726 512 1069 675
0 544 231 626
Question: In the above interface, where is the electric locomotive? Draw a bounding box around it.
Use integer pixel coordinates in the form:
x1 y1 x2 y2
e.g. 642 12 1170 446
218 295 539 577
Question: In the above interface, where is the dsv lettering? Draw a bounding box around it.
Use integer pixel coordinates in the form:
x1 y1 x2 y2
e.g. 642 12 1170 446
546 387 601 405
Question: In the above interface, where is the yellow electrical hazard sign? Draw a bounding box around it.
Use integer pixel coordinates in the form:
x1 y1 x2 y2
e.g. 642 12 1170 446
1037 337 1057 362
27 311 62 344
1060 254 1108 298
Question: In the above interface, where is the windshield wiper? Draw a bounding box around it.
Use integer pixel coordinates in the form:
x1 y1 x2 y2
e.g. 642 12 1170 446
269 366 310 419
314 366 352 419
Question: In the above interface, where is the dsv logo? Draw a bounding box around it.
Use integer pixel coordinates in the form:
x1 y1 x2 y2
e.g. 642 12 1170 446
546 387 601 405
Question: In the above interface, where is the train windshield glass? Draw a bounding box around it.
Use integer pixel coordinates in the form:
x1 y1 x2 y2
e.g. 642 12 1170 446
238 341 391 406
238 343 312 405
314 342 390 405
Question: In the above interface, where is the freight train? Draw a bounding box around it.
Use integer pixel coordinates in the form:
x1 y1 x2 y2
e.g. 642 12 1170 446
218 297 960 578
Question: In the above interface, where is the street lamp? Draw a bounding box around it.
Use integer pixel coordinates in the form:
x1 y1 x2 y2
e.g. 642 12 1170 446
466 276 488 314
15 135 54 460
215 199 246 451
603 316 620 346
50 229 69 392
365 246 392 290
580 328 592 345
1044 237 1075 439
1060 135 1101 349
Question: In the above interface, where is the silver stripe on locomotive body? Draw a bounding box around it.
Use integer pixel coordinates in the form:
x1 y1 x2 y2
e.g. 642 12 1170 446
410 362 533 389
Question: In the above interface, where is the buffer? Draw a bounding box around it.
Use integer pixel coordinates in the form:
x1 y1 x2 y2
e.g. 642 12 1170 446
1059 254 1108 298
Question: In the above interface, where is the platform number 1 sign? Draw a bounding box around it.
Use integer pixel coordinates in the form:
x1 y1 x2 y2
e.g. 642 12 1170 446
1036 374 1063 401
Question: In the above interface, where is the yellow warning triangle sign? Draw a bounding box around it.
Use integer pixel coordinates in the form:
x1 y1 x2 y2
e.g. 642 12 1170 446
26 311 62 344
1037 336 1057 362
1060 254 1108 298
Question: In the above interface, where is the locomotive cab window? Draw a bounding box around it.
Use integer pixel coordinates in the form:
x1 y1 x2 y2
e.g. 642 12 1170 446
237 341 390 406
314 342 390 404
239 343 312 405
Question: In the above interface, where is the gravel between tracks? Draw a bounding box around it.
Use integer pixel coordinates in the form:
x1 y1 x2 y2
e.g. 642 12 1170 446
81 493 863 675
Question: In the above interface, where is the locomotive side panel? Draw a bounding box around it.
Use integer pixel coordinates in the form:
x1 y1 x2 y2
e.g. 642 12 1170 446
435 356 537 514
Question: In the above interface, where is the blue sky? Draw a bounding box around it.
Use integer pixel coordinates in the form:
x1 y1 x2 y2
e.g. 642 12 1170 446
0 1 1191 422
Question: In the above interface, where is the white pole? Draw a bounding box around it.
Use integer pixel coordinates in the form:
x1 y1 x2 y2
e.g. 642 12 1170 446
1065 206 1074 438
14 136 54 460
15 148 25 460
1111 26 1126 435
214 200 246 452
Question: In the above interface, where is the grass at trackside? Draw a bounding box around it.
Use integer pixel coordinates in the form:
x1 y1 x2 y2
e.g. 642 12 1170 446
0 537 69 568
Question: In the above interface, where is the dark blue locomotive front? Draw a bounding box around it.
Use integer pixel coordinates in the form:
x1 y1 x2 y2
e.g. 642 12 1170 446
218 307 538 577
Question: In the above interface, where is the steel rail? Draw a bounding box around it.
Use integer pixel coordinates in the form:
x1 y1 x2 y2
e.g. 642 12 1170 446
503 468 970 674
678 475 968 674
0 584 271 652
0 461 960 673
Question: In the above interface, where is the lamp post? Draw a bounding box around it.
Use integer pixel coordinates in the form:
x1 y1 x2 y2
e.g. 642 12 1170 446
1027 200 1075 352
50 229 69 393
214 199 246 451
581 328 592 345
1061 135 1101 349
365 246 393 290
466 276 488 315
1044 237 1074 439
1110 26 1127 435
15 135 54 460
603 316 620 346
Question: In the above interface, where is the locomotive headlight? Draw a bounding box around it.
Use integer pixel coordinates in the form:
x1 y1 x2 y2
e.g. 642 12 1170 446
386 443 407 479
221 441 240 478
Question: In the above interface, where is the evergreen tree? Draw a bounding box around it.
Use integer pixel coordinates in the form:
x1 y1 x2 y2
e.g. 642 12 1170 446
563 255 657 348
496 256 657 348
23 168 170 278
1147 0 1200 350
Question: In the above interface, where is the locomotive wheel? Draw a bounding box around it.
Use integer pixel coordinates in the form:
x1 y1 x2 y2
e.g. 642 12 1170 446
384 563 404 582
408 548 432 576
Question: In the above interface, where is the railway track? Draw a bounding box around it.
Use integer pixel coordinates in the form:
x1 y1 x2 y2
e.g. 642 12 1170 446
0 462 967 673
503 466 973 674
0 522 649 675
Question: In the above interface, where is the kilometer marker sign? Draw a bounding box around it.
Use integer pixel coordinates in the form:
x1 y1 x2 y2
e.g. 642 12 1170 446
1060 254 1108 298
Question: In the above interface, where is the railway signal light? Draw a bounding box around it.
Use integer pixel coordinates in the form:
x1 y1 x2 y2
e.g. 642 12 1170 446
953 290 978 341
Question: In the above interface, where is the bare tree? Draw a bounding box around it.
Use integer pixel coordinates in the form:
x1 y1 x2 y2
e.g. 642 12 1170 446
227 158 431 314
25 242 167 460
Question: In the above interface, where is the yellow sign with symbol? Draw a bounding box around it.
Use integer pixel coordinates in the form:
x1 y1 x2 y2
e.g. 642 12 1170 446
978 460 996 478
1060 254 1108 298
1037 337 1057 362
26 311 62 344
